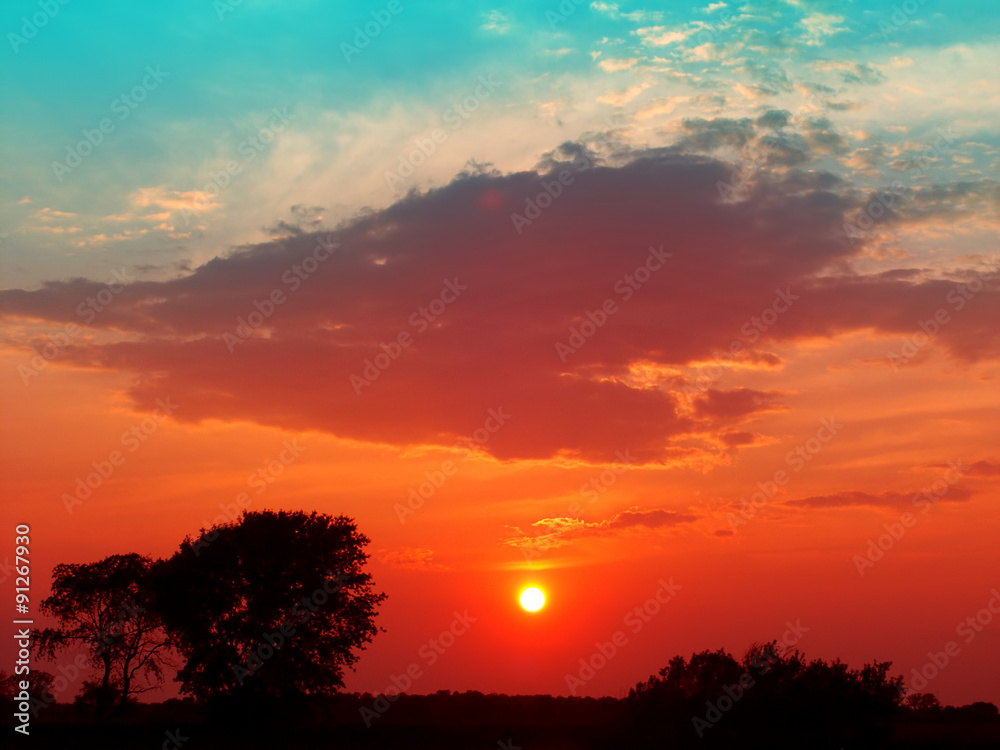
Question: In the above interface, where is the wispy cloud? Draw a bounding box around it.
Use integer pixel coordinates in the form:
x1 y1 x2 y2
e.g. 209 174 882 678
503 507 699 550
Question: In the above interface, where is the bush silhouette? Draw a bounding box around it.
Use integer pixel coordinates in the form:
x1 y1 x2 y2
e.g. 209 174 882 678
626 641 905 748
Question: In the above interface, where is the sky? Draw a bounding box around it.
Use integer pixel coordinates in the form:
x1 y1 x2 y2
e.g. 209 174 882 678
1 0 999 707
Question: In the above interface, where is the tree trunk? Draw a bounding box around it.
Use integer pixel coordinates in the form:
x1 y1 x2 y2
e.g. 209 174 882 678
97 657 113 720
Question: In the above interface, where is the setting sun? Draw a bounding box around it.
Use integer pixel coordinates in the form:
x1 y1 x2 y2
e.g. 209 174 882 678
519 586 546 612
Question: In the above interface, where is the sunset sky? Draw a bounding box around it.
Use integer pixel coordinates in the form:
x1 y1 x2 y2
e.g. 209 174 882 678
2 0 999 707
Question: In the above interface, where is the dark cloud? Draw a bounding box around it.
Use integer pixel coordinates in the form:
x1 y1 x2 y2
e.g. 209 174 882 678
965 460 1000 477
758 132 812 166
803 117 848 155
786 487 974 508
693 388 786 420
378 547 448 571
677 117 757 151
926 459 1000 478
720 431 758 447
2 138 999 463
756 109 791 131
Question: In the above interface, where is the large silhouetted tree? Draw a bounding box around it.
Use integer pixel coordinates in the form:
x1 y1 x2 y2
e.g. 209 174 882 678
35 554 169 718
149 510 386 707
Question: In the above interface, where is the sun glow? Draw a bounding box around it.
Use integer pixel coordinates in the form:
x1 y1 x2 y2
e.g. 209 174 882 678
519 586 546 612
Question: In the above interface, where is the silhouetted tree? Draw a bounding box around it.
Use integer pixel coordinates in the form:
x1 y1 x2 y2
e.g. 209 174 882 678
35 554 169 718
0 668 55 716
149 510 386 710
627 642 904 748
906 692 942 711
73 680 128 719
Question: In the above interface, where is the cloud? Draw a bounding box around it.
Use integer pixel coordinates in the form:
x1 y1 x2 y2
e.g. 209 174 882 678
596 82 652 107
609 507 700 528
480 10 510 34
634 26 691 46
502 507 699 550
635 96 690 120
676 117 756 150
926 459 1000 478
598 57 639 72
786 487 974 508
685 43 723 62
965 460 1000 477
379 547 449 571
692 388 786 421
2 131 999 464
812 61 885 86
802 117 848 155
799 12 846 46
590 2 662 23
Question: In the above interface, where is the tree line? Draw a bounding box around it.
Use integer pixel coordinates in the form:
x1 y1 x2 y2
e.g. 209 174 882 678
2 507 996 748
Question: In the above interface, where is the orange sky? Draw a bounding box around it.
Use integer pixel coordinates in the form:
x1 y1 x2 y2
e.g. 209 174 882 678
2 318 998 704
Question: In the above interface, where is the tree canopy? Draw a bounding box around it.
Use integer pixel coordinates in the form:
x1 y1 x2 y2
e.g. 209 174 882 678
627 641 905 746
149 510 386 706
35 553 169 718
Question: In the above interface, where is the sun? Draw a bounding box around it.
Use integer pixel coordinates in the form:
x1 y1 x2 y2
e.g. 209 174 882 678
519 586 546 612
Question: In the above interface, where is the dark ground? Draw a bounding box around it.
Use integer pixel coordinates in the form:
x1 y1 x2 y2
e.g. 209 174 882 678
4 693 1000 749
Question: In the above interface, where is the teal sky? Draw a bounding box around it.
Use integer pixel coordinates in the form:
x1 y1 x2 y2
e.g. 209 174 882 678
2 0 999 288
